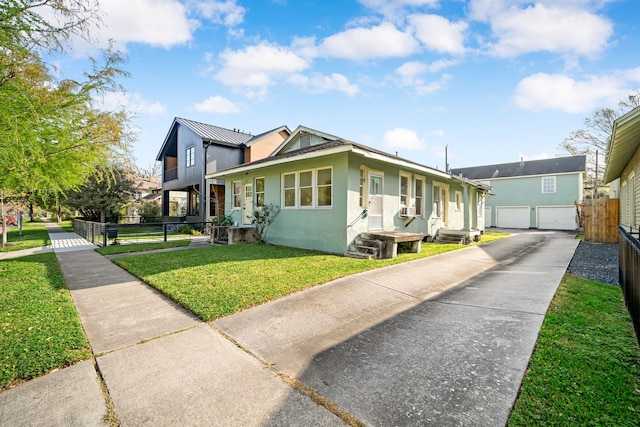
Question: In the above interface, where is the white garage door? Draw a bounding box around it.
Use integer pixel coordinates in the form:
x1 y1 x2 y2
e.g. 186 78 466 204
538 206 576 230
496 206 530 229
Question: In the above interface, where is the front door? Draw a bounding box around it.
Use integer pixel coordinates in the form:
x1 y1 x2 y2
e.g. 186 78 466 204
242 183 253 225
368 174 383 230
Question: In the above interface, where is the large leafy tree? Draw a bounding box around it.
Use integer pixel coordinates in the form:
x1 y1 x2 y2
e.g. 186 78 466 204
561 89 640 197
64 166 135 222
0 0 133 246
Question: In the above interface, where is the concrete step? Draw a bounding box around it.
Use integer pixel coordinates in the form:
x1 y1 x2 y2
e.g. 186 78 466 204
344 250 375 260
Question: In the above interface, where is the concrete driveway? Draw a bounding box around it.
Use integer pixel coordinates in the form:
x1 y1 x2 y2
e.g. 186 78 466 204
214 230 578 426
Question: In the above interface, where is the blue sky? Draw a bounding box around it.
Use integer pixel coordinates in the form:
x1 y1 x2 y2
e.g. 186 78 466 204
51 0 640 171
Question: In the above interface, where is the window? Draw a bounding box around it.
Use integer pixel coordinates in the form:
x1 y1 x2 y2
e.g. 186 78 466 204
299 171 313 206
283 173 296 207
186 146 195 167
232 181 241 208
433 184 442 217
281 167 333 208
317 168 332 206
400 173 410 208
542 176 556 193
255 177 265 207
455 191 462 211
414 177 424 216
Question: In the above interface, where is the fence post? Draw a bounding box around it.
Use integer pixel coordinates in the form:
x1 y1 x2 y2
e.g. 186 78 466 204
103 225 107 247
164 223 168 242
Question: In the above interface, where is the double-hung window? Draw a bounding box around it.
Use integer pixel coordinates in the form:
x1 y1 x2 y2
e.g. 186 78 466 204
433 184 442 217
255 177 265 208
400 173 410 208
186 146 195 167
232 181 241 208
414 177 424 216
281 167 333 208
542 176 556 193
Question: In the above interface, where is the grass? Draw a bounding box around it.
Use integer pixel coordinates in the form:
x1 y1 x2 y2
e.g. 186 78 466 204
0 253 91 390
96 239 192 255
509 275 640 426
0 220 50 252
112 231 508 320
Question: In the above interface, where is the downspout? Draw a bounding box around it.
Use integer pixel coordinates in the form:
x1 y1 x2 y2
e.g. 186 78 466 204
202 141 211 222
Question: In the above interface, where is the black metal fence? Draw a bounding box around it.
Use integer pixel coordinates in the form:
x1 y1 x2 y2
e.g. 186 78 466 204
74 219 214 247
618 226 640 346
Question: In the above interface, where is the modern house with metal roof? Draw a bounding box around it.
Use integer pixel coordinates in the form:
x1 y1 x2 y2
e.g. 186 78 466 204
156 117 290 222
604 105 640 228
208 126 490 257
451 155 586 230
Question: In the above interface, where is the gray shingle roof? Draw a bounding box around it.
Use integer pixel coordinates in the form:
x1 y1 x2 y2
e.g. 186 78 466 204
175 117 253 146
450 155 586 180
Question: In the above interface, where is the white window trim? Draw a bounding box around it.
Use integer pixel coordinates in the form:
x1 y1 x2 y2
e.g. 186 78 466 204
399 172 411 209
414 175 425 217
281 167 333 209
232 180 241 209
255 177 265 208
186 146 195 168
432 181 450 219
542 176 556 194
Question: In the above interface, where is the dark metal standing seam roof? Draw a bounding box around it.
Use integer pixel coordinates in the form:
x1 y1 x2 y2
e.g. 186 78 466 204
175 117 253 146
450 155 587 180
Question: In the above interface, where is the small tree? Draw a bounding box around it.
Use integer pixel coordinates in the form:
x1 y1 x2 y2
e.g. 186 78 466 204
251 202 280 243
138 201 161 223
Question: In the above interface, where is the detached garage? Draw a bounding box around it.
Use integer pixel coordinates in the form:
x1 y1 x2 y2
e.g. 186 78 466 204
451 156 586 231
537 206 577 230
496 206 530 228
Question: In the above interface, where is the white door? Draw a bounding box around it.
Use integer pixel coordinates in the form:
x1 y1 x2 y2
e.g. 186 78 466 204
242 183 253 225
538 206 576 230
496 206 530 228
484 206 492 228
368 174 383 230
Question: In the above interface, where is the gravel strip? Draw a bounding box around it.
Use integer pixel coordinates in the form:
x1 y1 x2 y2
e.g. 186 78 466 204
567 241 619 286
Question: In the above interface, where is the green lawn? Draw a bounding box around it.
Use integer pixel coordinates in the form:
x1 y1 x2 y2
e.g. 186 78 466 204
112 232 508 321
0 253 91 390
96 239 192 255
0 221 50 252
509 275 640 426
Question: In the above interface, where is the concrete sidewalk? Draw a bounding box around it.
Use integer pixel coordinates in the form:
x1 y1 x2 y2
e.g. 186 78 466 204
1 228 579 426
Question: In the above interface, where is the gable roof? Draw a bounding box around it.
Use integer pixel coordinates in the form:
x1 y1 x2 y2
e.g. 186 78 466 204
270 125 341 155
208 126 490 190
450 155 586 180
245 125 291 147
604 106 640 184
156 117 254 160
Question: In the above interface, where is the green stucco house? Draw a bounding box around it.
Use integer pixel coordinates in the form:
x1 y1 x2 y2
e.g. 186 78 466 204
451 156 586 230
208 126 489 256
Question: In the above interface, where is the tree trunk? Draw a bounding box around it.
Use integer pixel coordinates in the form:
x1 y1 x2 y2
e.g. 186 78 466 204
29 202 34 222
1 191 6 247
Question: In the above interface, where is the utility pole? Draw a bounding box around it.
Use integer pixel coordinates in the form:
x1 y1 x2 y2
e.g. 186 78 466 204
593 149 598 199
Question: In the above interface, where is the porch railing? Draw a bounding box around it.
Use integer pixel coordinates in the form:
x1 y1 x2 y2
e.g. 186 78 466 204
164 167 178 182
618 225 640 346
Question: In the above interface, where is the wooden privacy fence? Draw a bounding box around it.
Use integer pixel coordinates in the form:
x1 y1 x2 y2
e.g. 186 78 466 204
618 226 640 347
583 198 619 243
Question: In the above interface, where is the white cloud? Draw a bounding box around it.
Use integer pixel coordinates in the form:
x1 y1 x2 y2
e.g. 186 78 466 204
492 4 612 58
289 73 360 96
513 72 631 113
213 42 309 98
393 62 453 94
99 92 167 115
318 23 419 60
383 128 426 150
408 14 468 55
192 0 245 26
95 0 195 51
194 96 240 113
